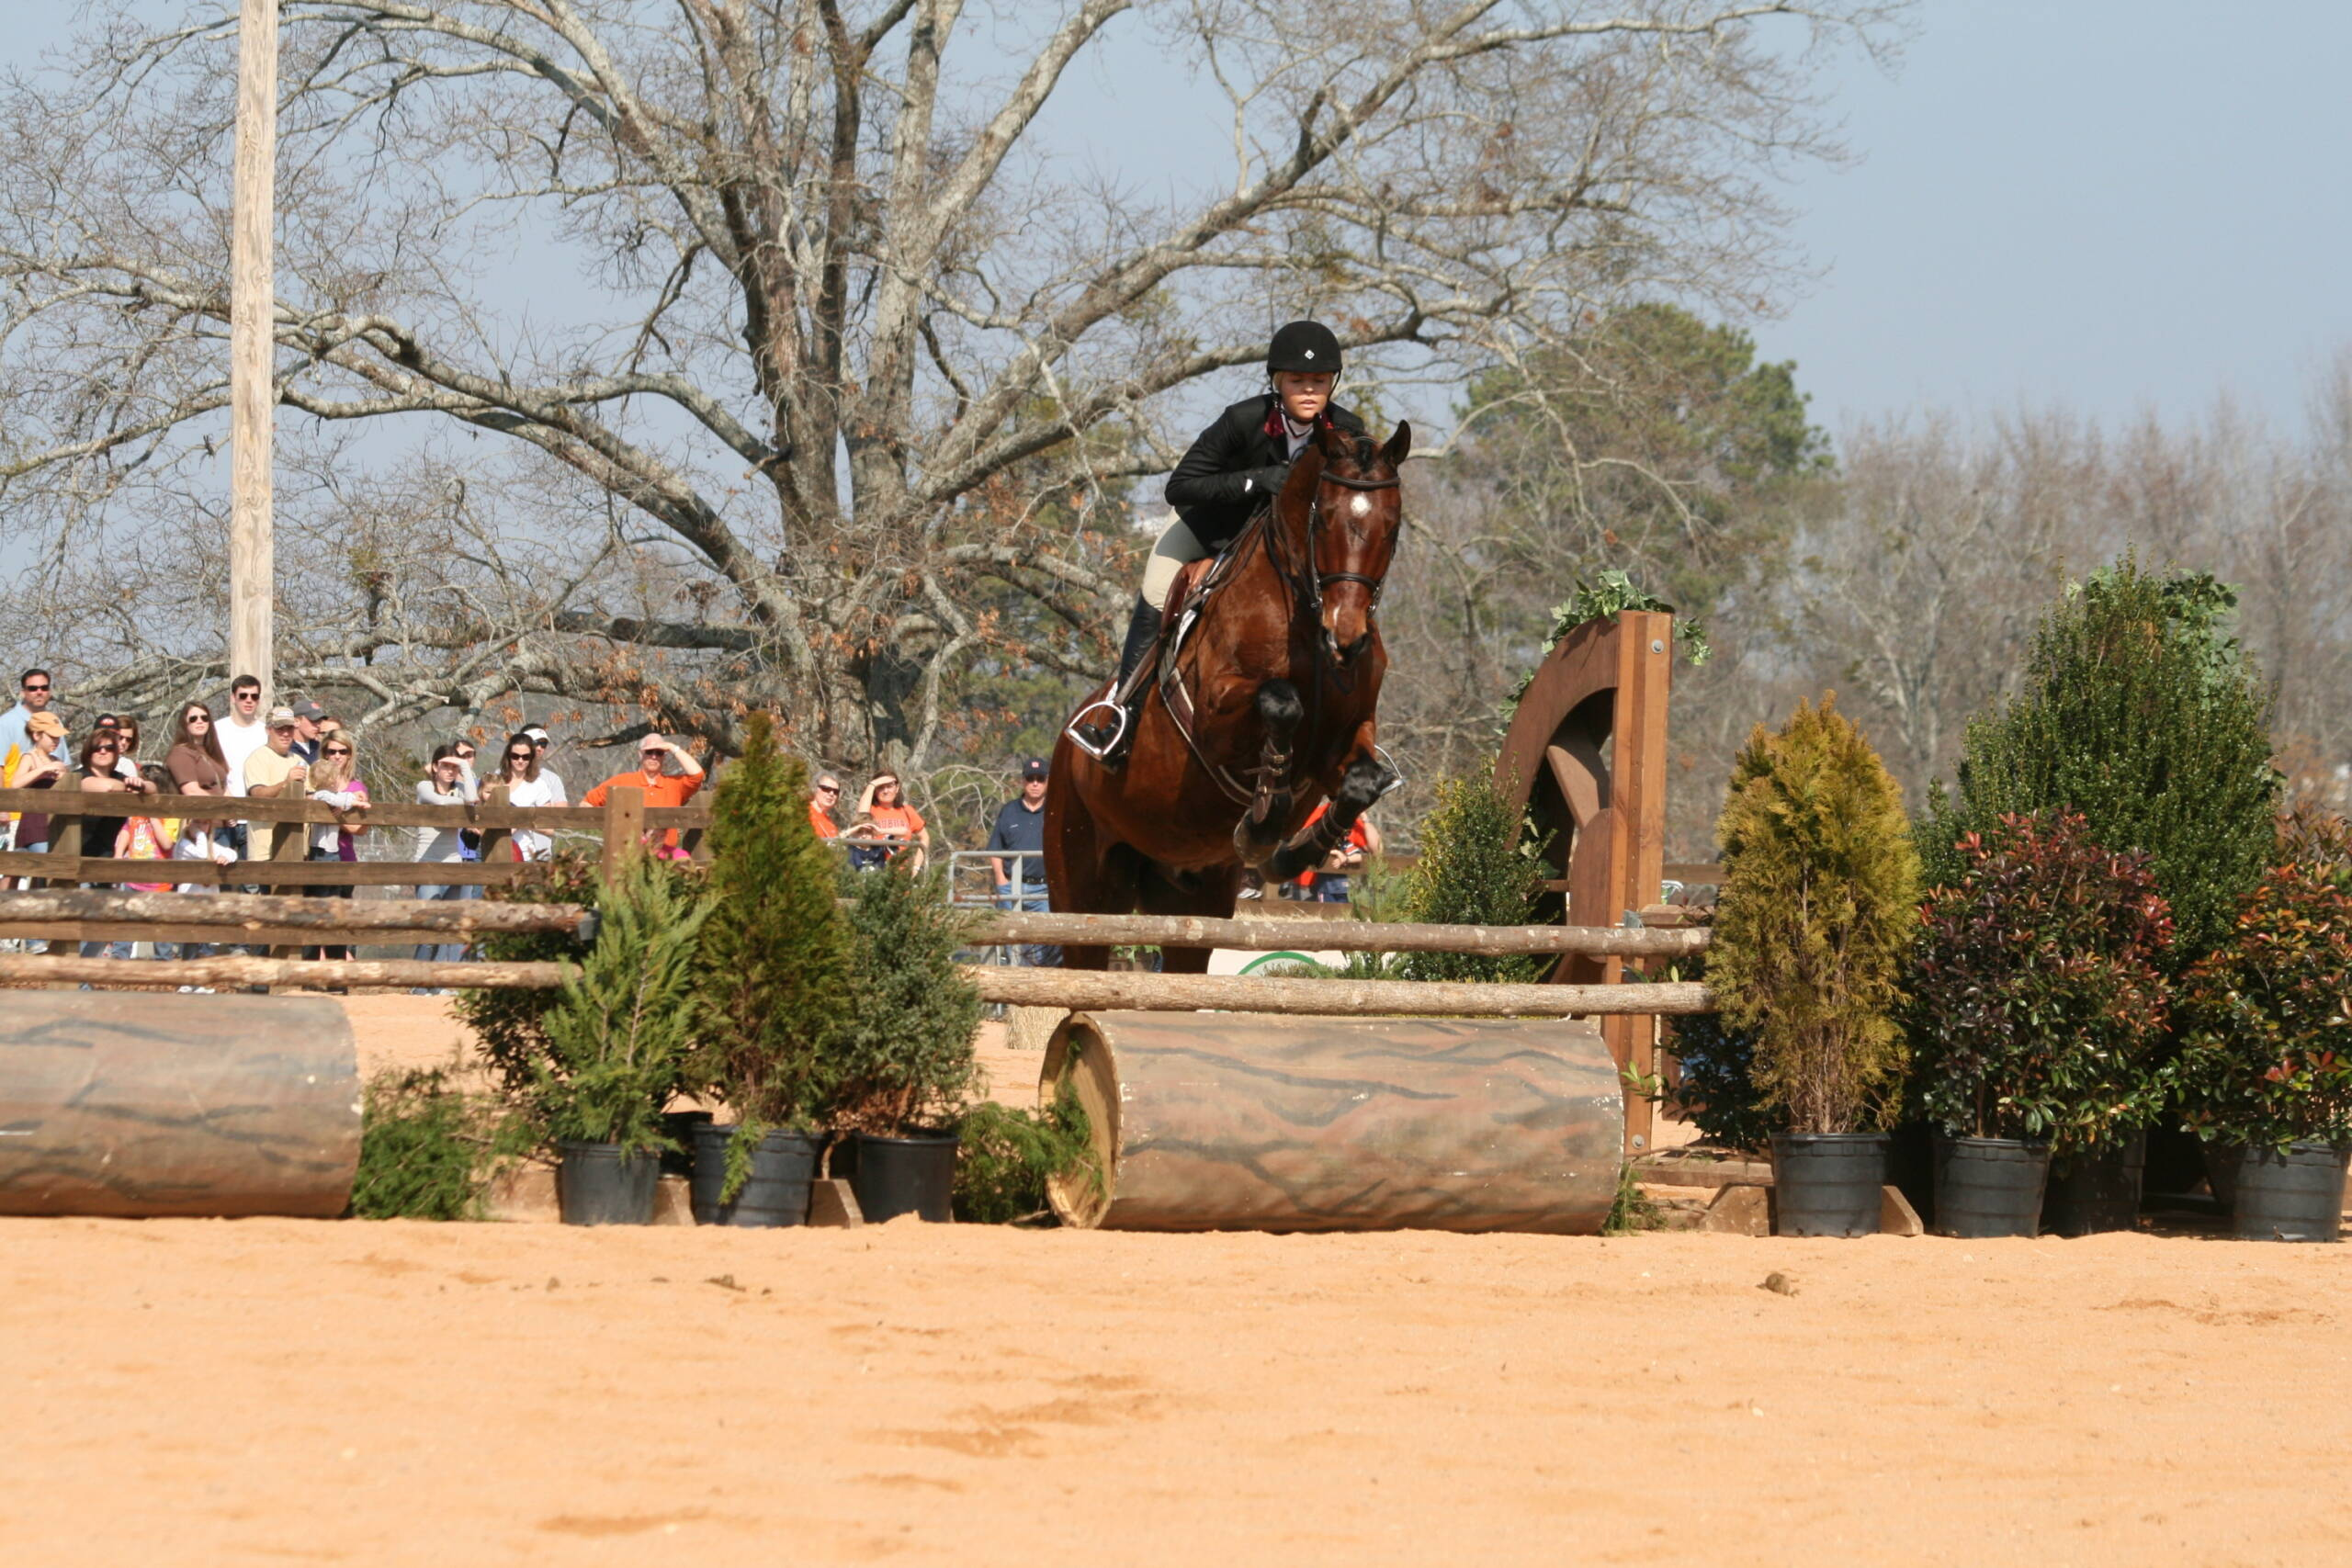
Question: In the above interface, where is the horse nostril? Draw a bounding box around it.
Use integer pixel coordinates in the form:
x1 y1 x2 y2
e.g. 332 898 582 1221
1343 633 1372 661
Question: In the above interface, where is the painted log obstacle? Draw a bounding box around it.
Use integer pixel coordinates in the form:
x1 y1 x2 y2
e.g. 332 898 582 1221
0 992 361 1218
1039 1011 1623 1234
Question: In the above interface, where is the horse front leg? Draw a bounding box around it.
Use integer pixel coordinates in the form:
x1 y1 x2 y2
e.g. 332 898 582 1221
1265 724 1400 881
1230 680 1304 866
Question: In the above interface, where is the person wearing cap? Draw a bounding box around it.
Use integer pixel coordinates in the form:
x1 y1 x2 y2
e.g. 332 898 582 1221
1069 320 1369 761
5 711 70 865
582 734 707 856
985 757 1057 966
287 698 328 763
241 706 311 862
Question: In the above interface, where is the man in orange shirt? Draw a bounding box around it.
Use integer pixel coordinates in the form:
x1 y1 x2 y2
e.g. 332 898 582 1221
583 734 707 854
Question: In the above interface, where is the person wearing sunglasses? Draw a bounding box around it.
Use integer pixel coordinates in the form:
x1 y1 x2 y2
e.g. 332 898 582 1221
520 726 568 804
74 731 155 961
582 733 706 857
493 733 562 861
158 703 239 964
807 773 843 840
299 728 370 965
0 667 57 766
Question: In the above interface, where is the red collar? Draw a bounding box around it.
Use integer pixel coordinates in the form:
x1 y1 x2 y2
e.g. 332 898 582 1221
1264 403 1335 440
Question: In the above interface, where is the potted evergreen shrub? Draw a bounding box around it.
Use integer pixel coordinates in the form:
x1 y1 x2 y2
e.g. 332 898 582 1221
1908 811 2173 1237
827 857 984 1223
1711 695 1918 1236
688 713 855 1226
1920 558 2279 1196
535 852 711 1224
2170 817 2352 1242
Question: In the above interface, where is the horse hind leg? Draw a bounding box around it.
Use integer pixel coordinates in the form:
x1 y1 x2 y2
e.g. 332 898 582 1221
1231 679 1305 865
1266 752 1397 881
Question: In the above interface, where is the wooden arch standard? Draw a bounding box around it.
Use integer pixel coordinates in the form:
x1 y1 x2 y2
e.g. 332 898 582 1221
1494 609 1674 1154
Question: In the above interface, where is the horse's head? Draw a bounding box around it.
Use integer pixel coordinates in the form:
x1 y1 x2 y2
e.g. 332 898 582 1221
1277 420 1411 666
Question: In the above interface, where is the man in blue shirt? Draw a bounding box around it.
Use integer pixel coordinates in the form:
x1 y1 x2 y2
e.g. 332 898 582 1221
985 757 1057 966
0 668 59 766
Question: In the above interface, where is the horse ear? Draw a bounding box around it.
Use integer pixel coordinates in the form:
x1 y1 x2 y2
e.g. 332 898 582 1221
1381 420 1412 468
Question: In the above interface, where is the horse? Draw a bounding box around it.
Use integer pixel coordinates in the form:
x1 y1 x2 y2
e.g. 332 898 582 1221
1046 419 1411 970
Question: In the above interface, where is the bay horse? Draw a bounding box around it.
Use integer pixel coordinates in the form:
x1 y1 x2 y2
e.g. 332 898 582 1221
1046 419 1411 970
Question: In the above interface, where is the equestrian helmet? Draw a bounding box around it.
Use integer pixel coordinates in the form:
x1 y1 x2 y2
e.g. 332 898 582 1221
1267 320 1342 375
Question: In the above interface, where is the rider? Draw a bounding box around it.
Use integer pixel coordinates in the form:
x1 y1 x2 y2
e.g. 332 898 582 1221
1072 319 1367 759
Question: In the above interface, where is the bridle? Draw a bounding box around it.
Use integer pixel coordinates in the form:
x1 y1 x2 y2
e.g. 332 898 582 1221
1267 466 1402 624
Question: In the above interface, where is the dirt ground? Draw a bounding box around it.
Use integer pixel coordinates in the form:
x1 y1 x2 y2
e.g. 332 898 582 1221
6 999 2349 1564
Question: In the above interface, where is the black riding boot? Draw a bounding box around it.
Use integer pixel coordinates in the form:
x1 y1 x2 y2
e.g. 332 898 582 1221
1074 597 1162 761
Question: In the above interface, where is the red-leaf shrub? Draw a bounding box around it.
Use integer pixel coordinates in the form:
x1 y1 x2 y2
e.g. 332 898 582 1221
1908 811 2172 1147
2170 815 2352 1151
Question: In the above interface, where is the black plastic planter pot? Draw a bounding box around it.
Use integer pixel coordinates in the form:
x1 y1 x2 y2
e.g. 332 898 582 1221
660 1110 714 1177
557 1141 660 1225
854 1131 959 1224
2041 1134 2145 1237
1770 1134 1887 1237
1933 1136 2051 1238
689 1124 822 1227
2232 1142 2351 1243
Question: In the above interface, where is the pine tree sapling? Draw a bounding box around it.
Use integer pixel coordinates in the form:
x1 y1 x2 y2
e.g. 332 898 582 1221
1394 774 1549 983
351 1068 532 1221
1924 557 2278 963
1908 812 2173 1149
535 854 712 1154
2171 816 2352 1152
454 852 605 1102
828 861 985 1136
1712 694 1919 1135
694 712 856 1131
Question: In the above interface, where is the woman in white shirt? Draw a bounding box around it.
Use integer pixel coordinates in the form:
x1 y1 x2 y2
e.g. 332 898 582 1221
492 732 562 860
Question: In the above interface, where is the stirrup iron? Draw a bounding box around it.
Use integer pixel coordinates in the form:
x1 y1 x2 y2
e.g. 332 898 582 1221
1066 698 1131 761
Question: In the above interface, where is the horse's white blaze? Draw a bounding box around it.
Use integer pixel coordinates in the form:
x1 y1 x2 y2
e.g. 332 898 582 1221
1349 493 1372 517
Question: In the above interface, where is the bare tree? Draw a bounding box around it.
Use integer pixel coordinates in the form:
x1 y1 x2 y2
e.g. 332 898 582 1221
0 0 1889 778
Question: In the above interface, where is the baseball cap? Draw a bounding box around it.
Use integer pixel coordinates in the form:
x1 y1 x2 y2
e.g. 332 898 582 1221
26 712 63 739
1020 756 1048 781
522 725 551 744
266 705 298 728
289 698 326 721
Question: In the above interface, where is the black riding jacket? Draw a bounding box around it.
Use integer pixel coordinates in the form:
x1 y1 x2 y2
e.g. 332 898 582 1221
1164 394 1367 548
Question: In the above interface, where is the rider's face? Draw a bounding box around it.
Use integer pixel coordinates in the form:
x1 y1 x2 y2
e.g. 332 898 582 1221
1273 371 1335 423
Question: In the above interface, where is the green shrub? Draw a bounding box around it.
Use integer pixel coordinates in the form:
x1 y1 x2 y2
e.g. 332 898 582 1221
1654 927 1771 1152
692 713 855 1131
1907 811 2173 1149
1712 694 1919 1135
453 852 602 1102
2170 816 2352 1151
350 1068 529 1220
953 1082 1095 1224
826 860 984 1135
1391 773 1549 983
534 852 712 1154
1924 558 2278 964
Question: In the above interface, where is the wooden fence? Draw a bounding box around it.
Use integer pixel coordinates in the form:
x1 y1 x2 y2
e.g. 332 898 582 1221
0 783 706 892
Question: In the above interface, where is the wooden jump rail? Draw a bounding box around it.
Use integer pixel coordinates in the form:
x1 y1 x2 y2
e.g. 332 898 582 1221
972 909 1707 957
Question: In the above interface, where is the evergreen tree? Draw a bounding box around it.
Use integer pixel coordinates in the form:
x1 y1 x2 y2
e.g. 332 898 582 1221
827 860 984 1134
1923 558 2279 963
694 712 856 1127
1712 695 1919 1135
1393 774 1550 983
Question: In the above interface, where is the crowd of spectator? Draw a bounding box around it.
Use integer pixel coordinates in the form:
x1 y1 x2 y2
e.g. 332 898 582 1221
2 666 1384 980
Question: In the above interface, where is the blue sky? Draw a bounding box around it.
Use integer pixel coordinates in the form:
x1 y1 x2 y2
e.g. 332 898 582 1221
12 1 2351 435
